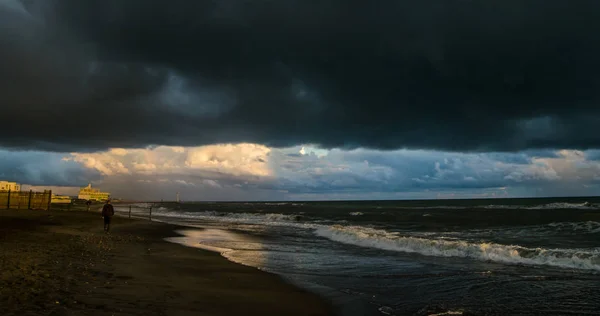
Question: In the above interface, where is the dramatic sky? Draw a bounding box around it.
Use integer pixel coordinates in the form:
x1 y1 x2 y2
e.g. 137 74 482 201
2 0 600 200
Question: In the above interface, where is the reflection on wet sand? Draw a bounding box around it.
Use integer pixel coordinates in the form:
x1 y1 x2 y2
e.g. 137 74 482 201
165 228 267 268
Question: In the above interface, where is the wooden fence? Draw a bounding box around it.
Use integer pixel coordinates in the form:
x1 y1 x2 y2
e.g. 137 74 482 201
0 190 52 211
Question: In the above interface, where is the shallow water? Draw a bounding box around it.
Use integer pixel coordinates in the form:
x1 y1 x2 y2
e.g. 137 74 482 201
118 198 600 315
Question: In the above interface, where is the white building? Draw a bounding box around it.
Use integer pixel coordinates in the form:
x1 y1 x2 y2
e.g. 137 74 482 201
78 184 110 201
0 181 20 192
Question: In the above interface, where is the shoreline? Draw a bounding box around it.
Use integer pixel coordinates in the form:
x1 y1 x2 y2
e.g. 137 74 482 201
0 208 335 315
163 228 382 316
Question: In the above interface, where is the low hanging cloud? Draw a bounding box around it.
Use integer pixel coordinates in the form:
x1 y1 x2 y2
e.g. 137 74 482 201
2 1 600 152
0 149 101 186
67 144 272 179
3 144 600 199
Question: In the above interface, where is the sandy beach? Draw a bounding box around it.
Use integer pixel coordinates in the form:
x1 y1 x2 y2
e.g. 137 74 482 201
0 208 334 316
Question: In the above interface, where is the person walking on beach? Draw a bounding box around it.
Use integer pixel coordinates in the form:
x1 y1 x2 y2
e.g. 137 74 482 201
101 199 115 233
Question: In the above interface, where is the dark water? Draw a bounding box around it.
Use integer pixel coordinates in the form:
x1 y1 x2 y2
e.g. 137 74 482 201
118 197 600 315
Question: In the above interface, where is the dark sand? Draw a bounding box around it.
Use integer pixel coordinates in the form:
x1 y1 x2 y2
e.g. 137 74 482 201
0 208 334 316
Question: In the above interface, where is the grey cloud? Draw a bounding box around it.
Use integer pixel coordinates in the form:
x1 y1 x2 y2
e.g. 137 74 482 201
99 175 285 201
269 147 600 197
3 146 599 199
3 1 600 152
269 149 531 194
0 149 101 186
585 150 600 161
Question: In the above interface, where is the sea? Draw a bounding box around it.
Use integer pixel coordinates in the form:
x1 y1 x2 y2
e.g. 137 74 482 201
116 197 600 316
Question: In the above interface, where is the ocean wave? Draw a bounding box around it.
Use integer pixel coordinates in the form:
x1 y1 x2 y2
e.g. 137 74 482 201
129 203 153 208
396 206 469 210
448 221 600 238
484 202 598 210
548 221 600 234
349 212 364 216
526 202 597 209
132 207 600 270
392 202 600 210
152 209 316 229
262 202 305 206
315 225 600 271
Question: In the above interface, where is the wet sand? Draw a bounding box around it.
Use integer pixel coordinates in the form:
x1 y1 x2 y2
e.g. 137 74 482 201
0 208 334 316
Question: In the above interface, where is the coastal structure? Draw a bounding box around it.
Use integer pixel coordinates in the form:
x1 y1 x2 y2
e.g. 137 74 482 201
0 181 20 192
78 184 110 201
51 194 72 204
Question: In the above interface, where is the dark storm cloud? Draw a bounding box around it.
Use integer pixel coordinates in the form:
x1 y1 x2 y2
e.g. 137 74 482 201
3 0 600 152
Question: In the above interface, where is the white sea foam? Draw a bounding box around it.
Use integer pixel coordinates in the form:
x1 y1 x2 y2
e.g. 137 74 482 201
548 221 600 234
130 203 153 208
446 221 600 239
314 225 600 271
349 212 364 216
392 202 599 210
481 204 519 210
378 306 394 315
396 206 469 210
136 206 600 271
484 202 598 210
428 311 464 316
153 209 317 229
526 202 596 209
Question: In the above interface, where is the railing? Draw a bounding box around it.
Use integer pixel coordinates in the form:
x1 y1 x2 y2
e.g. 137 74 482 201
0 192 169 220
115 203 156 221
114 202 181 221
0 190 52 211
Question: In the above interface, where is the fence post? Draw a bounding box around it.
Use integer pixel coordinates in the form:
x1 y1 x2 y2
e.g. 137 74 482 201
47 190 52 211
129 205 132 219
28 190 32 210
149 205 152 221
6 189 10 209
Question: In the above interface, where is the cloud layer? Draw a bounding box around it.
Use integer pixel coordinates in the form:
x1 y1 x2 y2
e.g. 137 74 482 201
2 1 600 152
5 145 599 200
0 149 100 187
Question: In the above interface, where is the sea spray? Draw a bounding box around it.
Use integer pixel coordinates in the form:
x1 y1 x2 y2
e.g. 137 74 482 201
136 206 600 271
315 225 600 271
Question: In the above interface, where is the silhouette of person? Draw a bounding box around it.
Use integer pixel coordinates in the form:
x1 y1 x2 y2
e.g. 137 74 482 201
86 200 92 211
101 199 115 232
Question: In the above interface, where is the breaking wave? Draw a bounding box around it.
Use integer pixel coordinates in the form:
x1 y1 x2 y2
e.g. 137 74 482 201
151 209 316 229
315 225 600 271
440 221 600 239
485 202 598 210
395 202 599 210
548 221 600 234
124 206 600 271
